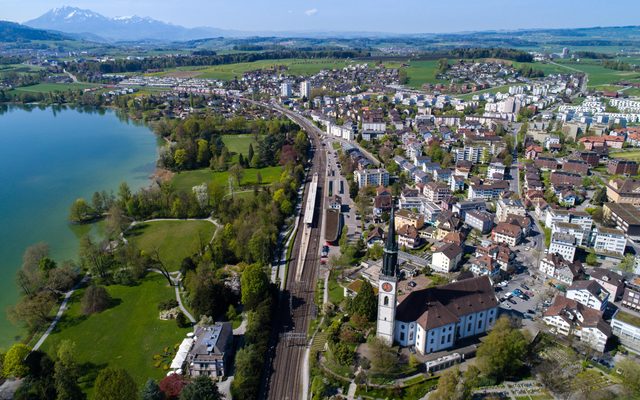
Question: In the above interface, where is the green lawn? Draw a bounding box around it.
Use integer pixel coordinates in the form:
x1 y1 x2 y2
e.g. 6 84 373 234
327 274 344 305
154 58 350 80
14 82 100 93
171 166 283 193
610 150 640 162
41 274 190 392
552 60 640 87
127 220 217 270
221 134 260 158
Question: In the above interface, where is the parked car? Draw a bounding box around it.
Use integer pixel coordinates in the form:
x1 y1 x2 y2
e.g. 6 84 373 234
521 283 530 290
527 309 535 314
508 298 517 305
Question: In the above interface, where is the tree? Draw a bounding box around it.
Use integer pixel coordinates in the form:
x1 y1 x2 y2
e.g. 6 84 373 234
179 376 221 400
241 264 270 310
618 358 640 397
8 291 56 332
54 340 84 400
3 344 31 378
16 242 49 295
174 149 188 170
503 154 513 167
247 143 255 165
586 251 598 266
229 164 244 187
368 337 398 375
348 280 377 321
69 198 95 223
106 204 128 239
176 312 190 328
79 236 111 278
619 254 636 272
81 285 112 315
94 367 138 400
430 367 475 400
159 374 188 399
142 379 165 400
476 316 528 381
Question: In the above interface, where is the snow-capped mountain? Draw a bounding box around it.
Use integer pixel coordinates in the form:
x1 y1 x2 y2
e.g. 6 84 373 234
25 6 229 42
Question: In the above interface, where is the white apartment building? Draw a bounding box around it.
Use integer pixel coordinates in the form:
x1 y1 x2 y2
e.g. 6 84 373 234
552 222 588 246
354 168 389 189
549 232 577 262
431 243 463 273
567 280 609 311
300 80 311 99
280 82 292 98
611 310 640 354
592 227 627 257
496 198 526 222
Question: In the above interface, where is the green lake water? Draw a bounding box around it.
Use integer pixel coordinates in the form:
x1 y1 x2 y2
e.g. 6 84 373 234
0 105 158 349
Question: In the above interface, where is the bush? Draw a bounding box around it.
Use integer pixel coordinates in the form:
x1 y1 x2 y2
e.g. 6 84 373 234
81 285 112 315
176 312 190 328
158 299 179 311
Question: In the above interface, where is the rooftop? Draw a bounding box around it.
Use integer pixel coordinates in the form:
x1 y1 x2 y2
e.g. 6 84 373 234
615 310 640 327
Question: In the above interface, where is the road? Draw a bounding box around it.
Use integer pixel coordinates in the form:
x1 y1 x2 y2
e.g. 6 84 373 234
253 101 327 400
509 122 522 195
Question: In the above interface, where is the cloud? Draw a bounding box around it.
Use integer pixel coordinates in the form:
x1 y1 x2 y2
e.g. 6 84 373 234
304 8 318 16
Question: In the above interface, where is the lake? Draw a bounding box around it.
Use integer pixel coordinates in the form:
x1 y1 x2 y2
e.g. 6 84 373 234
0 105 158 349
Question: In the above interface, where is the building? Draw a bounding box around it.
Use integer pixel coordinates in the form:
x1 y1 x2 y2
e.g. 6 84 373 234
186 323 234 379
487 162 507 180
395 209 425 230
423 182 451 203
622 288 640 312
592 227 627 257
562 159 590 175
545 209 593 232
491 222 523 247
543 295 611 352
452 199 486 219
455 146 490 164
606 179 640 205
398 225 420 249
578 135 624 150
566 280 609 311
539 253 585 286
477 243 515 272
611 310 640 354
280 82 292 98
393 276 499 354
354 168 389 189
549 232 577 263
468 181 510 200
431 243 463 273
552 222 588 246
589 268 624 301
465 210 494 234
603 202 640 237
496 198 526 222
608 159 639 176
300 80 311 99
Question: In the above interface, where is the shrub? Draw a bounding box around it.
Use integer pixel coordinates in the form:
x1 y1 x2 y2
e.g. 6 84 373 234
81 285 112 315
158 299 179 311
176 312 190 328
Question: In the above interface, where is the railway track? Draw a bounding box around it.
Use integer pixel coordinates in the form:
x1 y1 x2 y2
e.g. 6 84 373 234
263 109 327 400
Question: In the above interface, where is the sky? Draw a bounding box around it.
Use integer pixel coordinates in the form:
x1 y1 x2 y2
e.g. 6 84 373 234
2 0 640 33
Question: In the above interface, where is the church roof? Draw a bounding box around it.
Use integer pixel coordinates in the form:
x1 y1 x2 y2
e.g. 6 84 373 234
395 276 498 331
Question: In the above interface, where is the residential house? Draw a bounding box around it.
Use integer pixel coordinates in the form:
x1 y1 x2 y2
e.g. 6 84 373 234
477 243 516 272
562 159 590 175
578 135 624 150
354 168 390 189
469 256 501 280
539 253 585 286
398 225 421 250
452 199 487 219
579 151 600 167
567 280 609 311
589 268 625 301
622 288 640 312
603 202 640 237
543 295 611 352
468 181 510 200
491 222 523 247
374 187 393 216
367 227 384 248
592 227 627 257
608 159 639 176
395 209 425 230
431 243 463 273
496 198 526 222
423 182 451 203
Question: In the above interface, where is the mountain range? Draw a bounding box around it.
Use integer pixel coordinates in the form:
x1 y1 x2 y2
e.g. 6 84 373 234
24 6 234 42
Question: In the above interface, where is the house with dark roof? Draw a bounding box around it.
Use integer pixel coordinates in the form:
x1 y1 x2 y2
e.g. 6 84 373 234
491 222 523 247
543 295 611 352
431 243 463 273
187 323 233 379
589 268 624 301
567 280 609 311
393 276 499 354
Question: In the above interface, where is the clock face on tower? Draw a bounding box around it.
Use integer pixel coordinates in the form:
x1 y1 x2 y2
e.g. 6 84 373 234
382 282 393 292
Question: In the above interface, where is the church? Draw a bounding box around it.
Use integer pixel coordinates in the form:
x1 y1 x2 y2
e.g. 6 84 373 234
376 208 500 354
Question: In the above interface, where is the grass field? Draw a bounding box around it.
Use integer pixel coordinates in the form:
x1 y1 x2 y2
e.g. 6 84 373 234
171 165 282 193
14 82 100 93
153 58 351 80
221 134 260 158
610 150 640 162
553 60 640 86
41 274 190 392
127 220 217 271
404 60 445 88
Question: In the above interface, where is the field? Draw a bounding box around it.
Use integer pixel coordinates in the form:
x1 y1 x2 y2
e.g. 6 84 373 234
14 82 100 93
171 165 282 193
41 274 190 392
404 60 445 88
153 58 351 80
610 150 640 162
554 60 640 87
127 220 217 271
222 134 260 159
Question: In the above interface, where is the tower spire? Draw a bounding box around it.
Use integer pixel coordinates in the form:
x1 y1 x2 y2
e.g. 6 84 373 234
382 206 398 277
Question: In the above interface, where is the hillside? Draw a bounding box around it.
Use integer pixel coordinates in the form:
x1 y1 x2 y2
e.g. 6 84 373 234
0 20 69 42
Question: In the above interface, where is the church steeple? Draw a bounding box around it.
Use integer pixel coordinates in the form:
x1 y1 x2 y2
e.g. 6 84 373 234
382 206 398 277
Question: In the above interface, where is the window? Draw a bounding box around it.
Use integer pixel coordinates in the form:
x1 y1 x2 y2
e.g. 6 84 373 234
384 296 389 306
400 332 405 341
478 319 483 329
440 336 445 345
